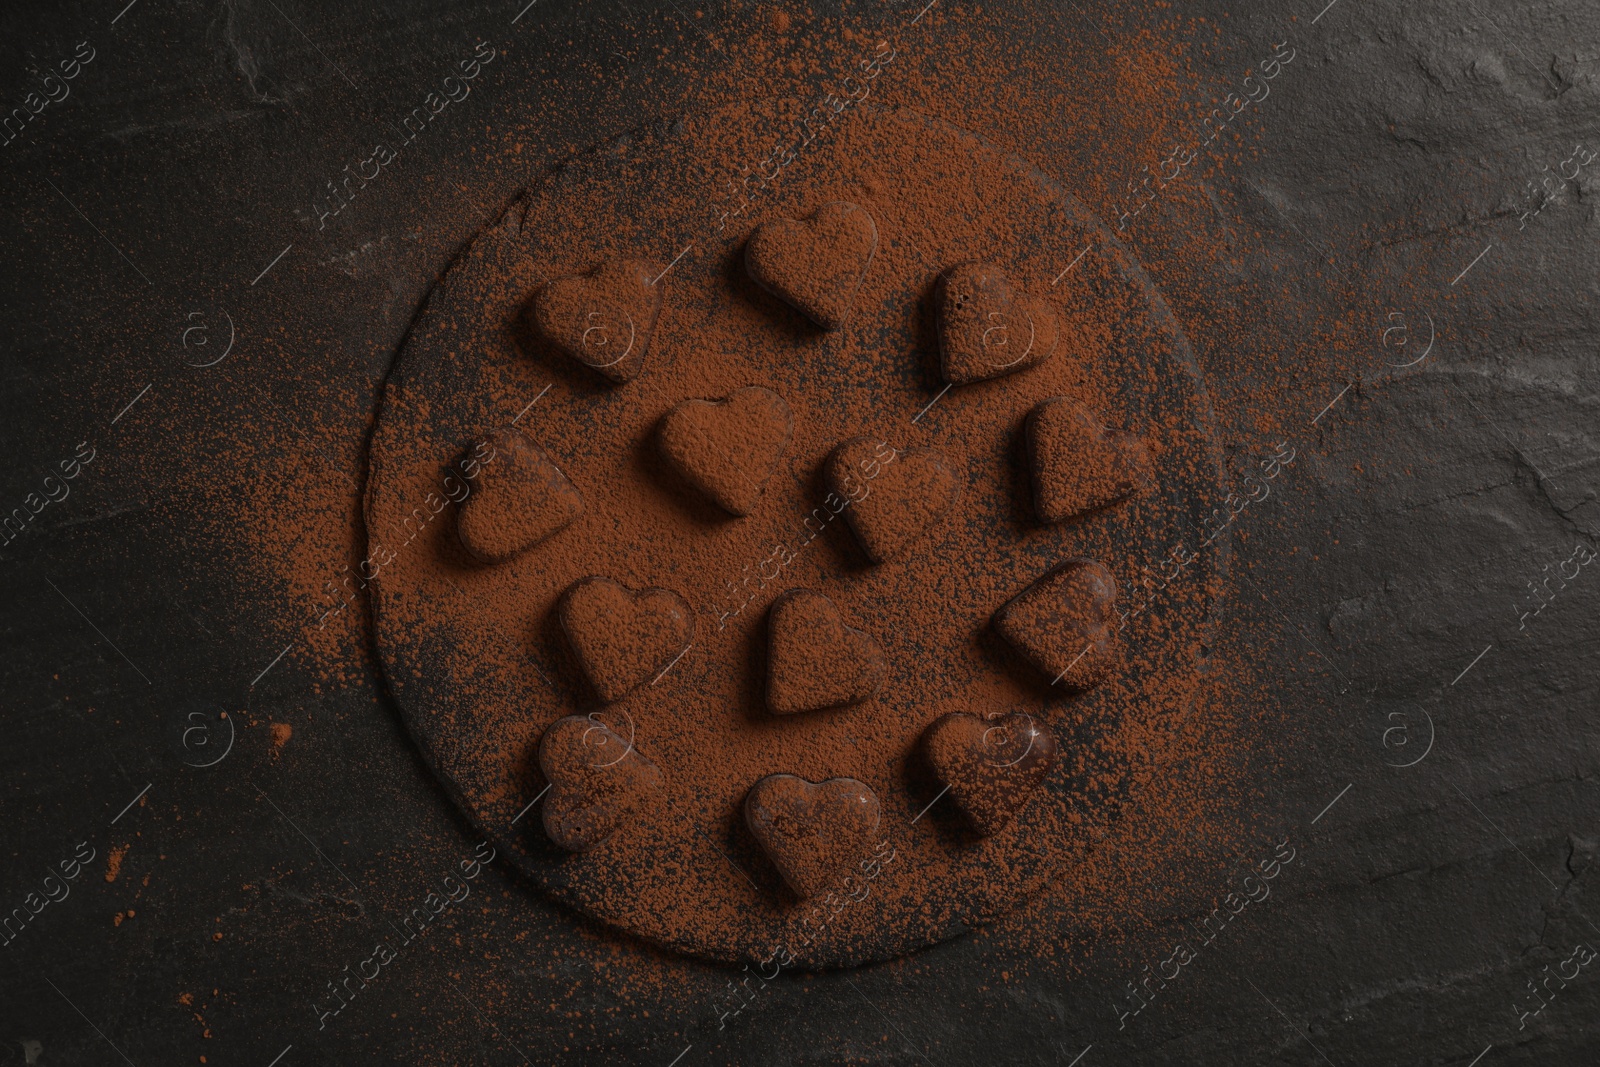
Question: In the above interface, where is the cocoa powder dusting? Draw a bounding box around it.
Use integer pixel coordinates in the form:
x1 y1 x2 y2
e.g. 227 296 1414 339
362 96 1232 967
204 0 1357 1015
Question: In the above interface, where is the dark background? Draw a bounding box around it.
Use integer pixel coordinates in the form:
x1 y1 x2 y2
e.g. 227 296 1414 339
2 0 1597 1063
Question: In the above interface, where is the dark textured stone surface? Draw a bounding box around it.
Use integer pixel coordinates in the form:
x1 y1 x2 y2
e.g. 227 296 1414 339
1 0 1596 1064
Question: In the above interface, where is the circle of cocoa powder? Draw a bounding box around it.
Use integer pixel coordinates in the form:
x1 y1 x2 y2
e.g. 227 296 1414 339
366 100 1227 966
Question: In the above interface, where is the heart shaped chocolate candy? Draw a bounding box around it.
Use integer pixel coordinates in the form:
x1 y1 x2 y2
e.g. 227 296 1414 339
744 773 881 898
456 430 583 563
824 436 960 563
530 258 663 383
936 262 1058 385
1025 397 1149 524
538 714 662 851
922 711 1058 835
766 589 885 715
992 559 1120 691
658 386 793 516
558 576 693 702
745 202 877 330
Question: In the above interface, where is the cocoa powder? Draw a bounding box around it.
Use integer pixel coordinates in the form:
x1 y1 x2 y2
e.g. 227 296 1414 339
207 0 1354 995
363 98 1230 967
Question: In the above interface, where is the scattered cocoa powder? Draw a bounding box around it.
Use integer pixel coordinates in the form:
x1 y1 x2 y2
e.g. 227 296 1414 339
179 0 1403 999
364 101 1229 966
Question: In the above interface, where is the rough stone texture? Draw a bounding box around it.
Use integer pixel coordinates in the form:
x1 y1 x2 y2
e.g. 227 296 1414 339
1 0 1597 1064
